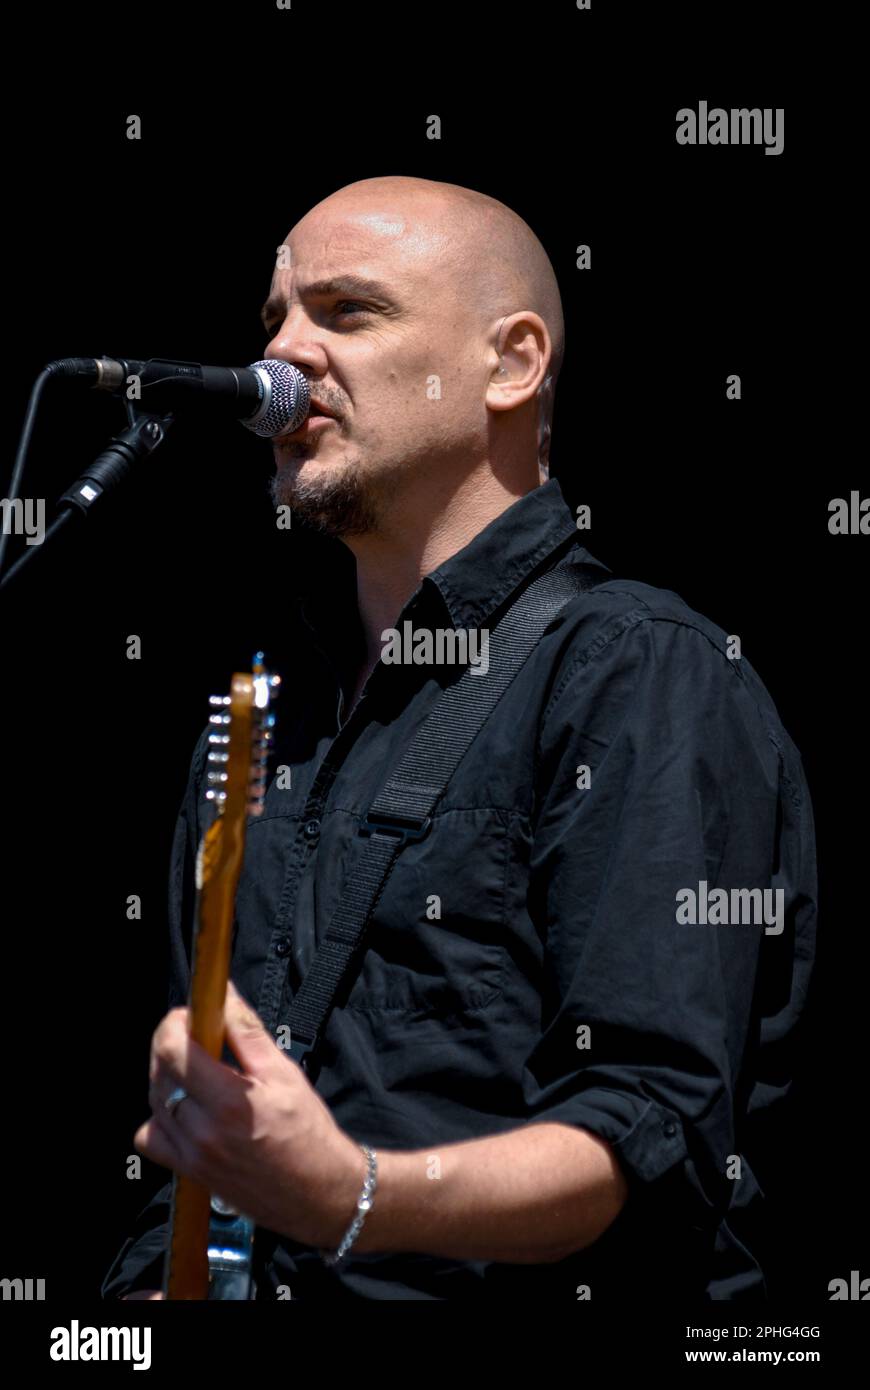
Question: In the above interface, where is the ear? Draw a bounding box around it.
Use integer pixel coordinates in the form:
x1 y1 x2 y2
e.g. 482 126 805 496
486 310 551 414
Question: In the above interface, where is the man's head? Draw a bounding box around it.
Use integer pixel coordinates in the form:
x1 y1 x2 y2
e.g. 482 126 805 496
263 175 564 537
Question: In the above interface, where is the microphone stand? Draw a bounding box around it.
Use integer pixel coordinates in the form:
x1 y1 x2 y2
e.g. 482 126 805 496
0 396 175 594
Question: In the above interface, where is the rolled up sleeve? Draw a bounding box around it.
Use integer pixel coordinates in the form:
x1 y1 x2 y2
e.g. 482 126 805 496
524 612 786 1235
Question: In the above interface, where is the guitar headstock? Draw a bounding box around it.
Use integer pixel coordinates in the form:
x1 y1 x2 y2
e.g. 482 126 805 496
205 651 280 820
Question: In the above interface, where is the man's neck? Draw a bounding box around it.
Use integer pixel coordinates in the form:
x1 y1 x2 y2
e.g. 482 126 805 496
343 467 534 669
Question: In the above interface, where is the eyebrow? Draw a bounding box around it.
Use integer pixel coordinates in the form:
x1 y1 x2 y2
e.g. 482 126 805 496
259 275 396 326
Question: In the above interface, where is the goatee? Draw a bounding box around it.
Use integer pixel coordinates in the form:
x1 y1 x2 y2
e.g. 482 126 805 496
268 452 378 537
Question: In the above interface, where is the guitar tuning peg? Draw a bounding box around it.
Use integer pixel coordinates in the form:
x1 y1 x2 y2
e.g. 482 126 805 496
209 695 231 707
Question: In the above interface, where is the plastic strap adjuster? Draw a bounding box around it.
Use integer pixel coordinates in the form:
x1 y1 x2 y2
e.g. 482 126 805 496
288 1034 316 1067
359 810 432 846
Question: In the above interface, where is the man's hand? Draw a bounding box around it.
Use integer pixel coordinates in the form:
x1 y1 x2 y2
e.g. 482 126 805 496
133 981 367 1250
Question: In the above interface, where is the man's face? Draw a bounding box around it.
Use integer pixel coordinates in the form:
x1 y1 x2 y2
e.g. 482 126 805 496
262 196 491 535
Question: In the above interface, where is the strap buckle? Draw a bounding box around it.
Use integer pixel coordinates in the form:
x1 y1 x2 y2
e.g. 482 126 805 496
359 810 432 847
288 1035 316 1067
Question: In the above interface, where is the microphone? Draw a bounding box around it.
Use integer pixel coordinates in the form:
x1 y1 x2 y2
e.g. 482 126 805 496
44 356 311 438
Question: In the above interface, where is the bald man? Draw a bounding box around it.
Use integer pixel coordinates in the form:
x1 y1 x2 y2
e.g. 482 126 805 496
265 173 566 705
104 176 816 1302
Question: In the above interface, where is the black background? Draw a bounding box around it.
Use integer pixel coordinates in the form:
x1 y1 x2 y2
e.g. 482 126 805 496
1 1 864 1313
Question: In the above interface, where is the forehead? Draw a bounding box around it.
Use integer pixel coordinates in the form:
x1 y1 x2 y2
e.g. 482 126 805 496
270 199 451 297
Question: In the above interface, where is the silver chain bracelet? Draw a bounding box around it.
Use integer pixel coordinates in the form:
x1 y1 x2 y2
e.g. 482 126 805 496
319 1144 378 1267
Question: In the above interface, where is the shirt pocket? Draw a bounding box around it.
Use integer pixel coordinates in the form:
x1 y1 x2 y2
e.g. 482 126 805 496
339 807 510 1019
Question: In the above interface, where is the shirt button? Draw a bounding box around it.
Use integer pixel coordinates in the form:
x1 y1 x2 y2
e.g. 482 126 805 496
274 937 291 957
303 817 321 842
663 1121 677 1138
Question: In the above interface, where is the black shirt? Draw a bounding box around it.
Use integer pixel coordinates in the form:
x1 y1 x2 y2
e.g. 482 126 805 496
101 478 817 1301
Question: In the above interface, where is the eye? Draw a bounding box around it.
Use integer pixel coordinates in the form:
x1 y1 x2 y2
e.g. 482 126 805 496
263 300 370 339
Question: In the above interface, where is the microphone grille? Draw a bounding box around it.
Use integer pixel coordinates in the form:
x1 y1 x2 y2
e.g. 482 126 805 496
244 360 310 437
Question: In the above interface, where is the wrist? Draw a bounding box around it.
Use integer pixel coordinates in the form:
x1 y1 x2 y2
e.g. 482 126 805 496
343 1147 420 1255
318 1141 378 1266
318 1138 373 1251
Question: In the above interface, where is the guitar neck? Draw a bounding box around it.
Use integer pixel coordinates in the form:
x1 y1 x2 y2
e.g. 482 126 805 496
163 660 278 1300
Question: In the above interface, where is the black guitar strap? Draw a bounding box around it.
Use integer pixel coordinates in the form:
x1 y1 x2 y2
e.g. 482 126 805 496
286 558 604 1075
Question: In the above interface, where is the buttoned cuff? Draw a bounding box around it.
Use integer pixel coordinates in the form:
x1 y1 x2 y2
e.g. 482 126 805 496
533 1088 687 1181
533 1086 732 1245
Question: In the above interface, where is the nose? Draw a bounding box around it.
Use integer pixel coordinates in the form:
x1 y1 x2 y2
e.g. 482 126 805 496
263 309 328 375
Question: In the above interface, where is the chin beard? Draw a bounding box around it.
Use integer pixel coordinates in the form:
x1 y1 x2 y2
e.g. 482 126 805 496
268 452 379 537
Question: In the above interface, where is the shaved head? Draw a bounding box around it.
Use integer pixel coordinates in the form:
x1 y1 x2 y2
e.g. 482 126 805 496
264 174 564 536
303 174 564 453
330 175 565 374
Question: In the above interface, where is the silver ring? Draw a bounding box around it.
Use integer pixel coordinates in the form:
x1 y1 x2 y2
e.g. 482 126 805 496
164 1085 189 1118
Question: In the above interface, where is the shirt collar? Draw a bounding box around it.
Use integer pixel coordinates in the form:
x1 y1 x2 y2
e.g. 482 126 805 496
296 477 611 668
425 477 609 630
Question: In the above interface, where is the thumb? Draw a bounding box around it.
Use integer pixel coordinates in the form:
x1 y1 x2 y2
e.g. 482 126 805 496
224 979 278 1075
